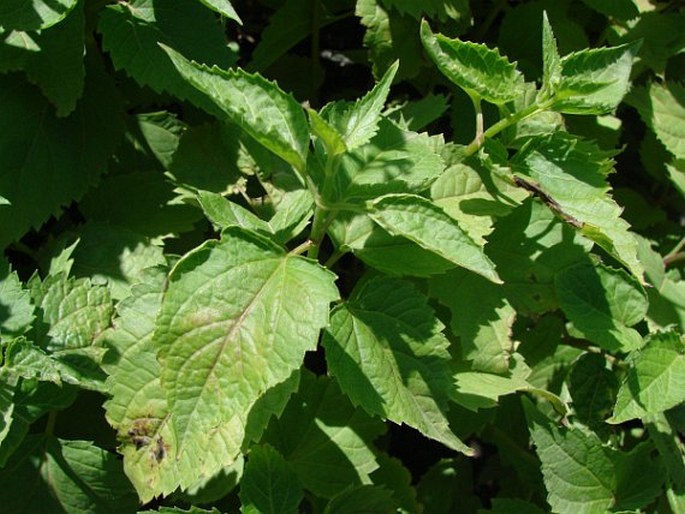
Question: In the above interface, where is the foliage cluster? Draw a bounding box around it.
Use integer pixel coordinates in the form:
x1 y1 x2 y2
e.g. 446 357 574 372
1 0 684 512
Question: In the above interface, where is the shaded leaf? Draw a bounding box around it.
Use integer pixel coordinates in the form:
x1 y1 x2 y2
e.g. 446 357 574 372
555 262 647 352
369 194 500 283
0 0 78 31
323 277 472 454
610 330 685 424
98 0 237 104
0 435 139 513
240 444 303 514
262 372 385 499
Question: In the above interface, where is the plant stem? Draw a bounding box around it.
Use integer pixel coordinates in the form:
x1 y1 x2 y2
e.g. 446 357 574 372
45 411 57 436
289 240 313 256
664 236 685 265
471 94 484 147
324 248 347 268
463 101 550 158
307 206 328 260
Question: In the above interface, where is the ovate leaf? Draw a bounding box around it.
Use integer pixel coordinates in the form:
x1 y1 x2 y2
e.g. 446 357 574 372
323 277 472 455
0 3 85 116
0 261 34 338
197 0 241 23
0 0 78 31
324 485 397 514
420 19 524 104
98 0 237 104
331 119 445 203
629 82 685 160
240 445 303 514
525 399 664 514
262 372 385 499
512 133 643 280
0 66 122 249
430 268 515 374
0 435 138 513
368 194 500 283
163 46 310 172
555 262 647 352
326 61 398 150
156 228 338 480
610 331 685 424
551 41 641 115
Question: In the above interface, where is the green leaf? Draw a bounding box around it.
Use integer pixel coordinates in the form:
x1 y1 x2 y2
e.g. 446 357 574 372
0 65 122 249
135 111 186 170
430 152 527 246
248 0 341 72
568 354 618 427
98 0 237 105
197 0 241 23
78 170 201 240
308 108 347 157
70 224 166 301
486 199 590 315
645 412 685 513
330 119 445 203
163 45 310 172
387 93 449 132
240 445 303 514
609 331 685 424
540 12 561 100
32 275 113 352
197 190 312 246
430 268 514 374
550 41 641 115
156 228 338 481
629 81 685 160
369 194 501 283
0 0 78 31
323 485 397 514
416 458 481 514
323 277 472 455
369 454 420 514
555 262 647 352
525 399 664 514
356 0 423 81
262 372 385 499
0 3 85 116
101 270 181 501
420 19 524 104
0 435 139 513
451 355 533 410
168 122 244 196
0 261 34 338
326 61 398 150
197 191 273 236
636 235 685 331
380 0 470 23
328 211 456 277
512 133 644 280
579 0 638 20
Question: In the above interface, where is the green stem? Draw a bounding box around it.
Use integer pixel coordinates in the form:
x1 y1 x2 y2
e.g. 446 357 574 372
45 411 57 436
471 94 484 147
307 206 328 260
324 248 347 268
463 101 551 158
289 240 313 256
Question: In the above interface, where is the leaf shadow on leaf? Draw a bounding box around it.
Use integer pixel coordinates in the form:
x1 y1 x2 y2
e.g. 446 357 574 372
261 372 385 499
333 120 436 203
487 199 589 315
